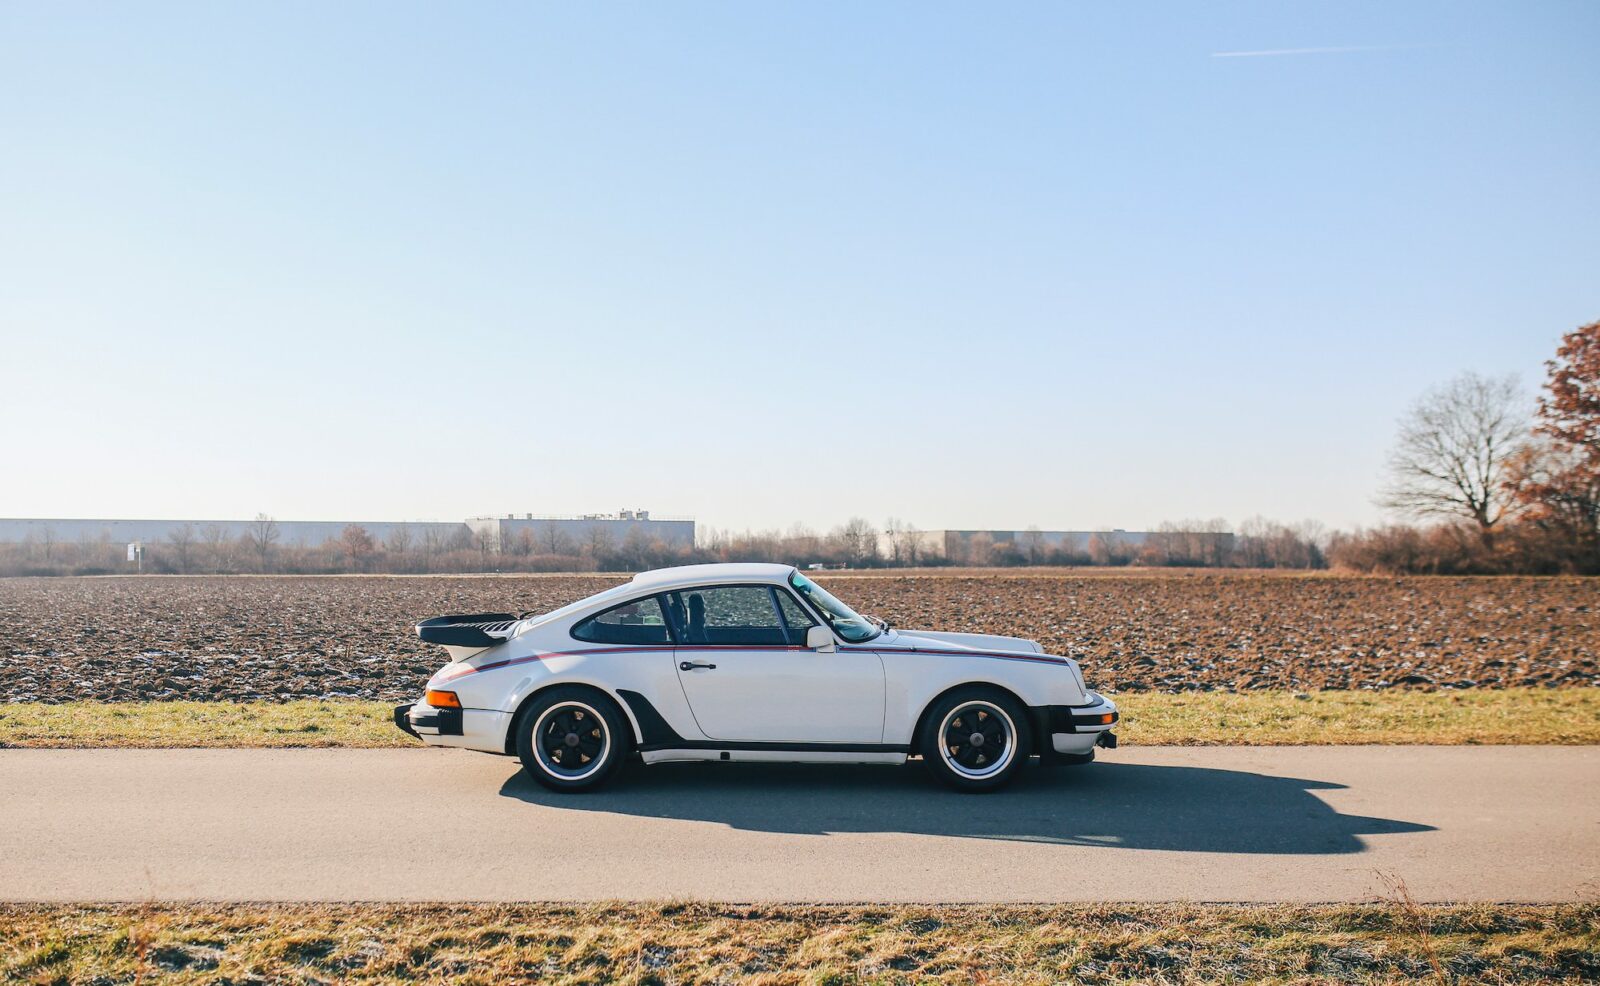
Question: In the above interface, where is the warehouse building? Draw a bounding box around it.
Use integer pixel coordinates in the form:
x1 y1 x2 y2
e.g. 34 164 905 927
0 511 693 551
879 528 1234 562
465 511 696 553
0 517 465 549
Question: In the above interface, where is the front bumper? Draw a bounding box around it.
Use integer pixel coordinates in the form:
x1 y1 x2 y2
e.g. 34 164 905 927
1037 692 1118 760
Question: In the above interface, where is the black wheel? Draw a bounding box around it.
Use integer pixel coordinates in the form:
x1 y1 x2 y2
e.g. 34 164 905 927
515 687 629 792
920 688 1033 792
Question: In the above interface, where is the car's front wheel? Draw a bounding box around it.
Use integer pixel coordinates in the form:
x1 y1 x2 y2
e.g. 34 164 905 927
920 688 1033 792
515 687 629 792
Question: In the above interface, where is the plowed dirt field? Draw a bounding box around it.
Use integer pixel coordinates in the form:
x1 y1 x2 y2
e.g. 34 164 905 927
1 572 1593 702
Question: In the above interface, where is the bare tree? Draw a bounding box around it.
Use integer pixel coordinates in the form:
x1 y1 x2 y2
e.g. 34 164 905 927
1380 373 1527 542
473 526 497 568
76 531 97 569
1021 526 1045 565
419 525 444 573
245 513 280 572
202 523 233 573
539 523 574 556
582 524 615 564
963 532 995 566
785 523 821 563
883 518 907 564
903 523 923 566
166 524 196 573
385 523 414 572
828 517 877 567
337 524 377 571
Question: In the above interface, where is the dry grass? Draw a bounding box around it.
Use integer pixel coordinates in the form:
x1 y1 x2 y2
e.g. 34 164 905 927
0 700 406 748
2 902 1595 985
2 689 1597 749
1121 688 1600 745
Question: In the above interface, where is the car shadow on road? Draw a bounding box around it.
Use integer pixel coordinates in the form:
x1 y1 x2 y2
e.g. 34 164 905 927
496 760 1435 855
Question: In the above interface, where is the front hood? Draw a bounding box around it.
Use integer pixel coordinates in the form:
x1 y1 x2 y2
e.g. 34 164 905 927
874 629 1044 655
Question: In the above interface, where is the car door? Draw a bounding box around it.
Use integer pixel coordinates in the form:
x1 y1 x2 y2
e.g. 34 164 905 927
669 584 885 743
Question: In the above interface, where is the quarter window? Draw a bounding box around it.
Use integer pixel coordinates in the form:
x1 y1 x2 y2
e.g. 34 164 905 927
571 596 671 645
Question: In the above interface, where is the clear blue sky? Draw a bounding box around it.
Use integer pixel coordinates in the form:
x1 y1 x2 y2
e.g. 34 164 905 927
2 2 1596 534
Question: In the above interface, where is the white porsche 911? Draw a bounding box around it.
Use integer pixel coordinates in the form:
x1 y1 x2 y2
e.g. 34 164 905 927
395 563 1117 791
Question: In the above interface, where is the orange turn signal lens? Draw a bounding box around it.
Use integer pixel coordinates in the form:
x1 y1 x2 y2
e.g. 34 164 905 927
425 689 461 709
1097 713 1115 724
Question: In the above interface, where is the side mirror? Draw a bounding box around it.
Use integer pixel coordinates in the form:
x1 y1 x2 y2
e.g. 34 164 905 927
806 625 836 653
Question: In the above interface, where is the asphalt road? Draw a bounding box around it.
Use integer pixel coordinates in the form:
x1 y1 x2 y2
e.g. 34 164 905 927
3 746 1595 902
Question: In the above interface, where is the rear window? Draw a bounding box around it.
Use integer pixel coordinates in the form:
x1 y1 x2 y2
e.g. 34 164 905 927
571 596 671 645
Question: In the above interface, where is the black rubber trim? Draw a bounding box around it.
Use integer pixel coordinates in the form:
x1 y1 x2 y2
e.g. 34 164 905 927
407 706 464 736
617 688 908 754
646 741 911 754
393 703 420 739
1045 705 1119 733
618 688 685 746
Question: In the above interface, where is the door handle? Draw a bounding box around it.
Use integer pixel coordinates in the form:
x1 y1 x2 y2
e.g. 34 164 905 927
679 661 717 671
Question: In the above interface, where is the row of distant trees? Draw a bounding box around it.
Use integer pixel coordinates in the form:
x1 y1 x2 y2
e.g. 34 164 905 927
0 514 1326 576
3 321 1593 577
0 515 694 577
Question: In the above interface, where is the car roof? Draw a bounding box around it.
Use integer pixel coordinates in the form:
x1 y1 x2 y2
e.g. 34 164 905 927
628 562 797 591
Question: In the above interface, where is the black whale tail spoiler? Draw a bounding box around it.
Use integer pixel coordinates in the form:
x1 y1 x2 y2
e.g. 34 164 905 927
416 613 520 649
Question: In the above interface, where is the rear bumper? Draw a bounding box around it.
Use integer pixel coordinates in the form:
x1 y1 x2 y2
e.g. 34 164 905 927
395 700 513 754
393 704 420 739
393 701 463 738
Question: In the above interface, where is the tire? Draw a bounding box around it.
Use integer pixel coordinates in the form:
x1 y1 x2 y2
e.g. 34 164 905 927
919 687 1033 792
515 687 630 792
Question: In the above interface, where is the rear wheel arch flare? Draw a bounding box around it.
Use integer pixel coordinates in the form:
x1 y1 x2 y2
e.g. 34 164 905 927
504 681 640 755
911 682 1034 755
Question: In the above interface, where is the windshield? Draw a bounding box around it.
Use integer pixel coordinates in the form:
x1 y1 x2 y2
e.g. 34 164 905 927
789 571 880 643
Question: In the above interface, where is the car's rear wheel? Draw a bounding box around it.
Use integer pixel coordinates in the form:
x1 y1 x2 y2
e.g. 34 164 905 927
515 687 629 792
920 688 1032 792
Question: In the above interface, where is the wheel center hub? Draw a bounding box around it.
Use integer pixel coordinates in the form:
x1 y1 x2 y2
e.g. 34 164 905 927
564 732 580 747
969 732 986 747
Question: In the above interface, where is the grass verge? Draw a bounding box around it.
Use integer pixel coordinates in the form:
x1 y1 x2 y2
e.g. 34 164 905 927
0 689 1596 749
3 902 1596 985
1122 688 1600 745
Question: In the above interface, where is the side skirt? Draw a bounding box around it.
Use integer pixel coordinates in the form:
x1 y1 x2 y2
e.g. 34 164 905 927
641 749 909 765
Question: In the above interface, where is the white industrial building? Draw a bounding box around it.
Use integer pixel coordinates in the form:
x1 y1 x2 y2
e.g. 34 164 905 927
0 511 693 551
465 511 696 553
879 528 1233 562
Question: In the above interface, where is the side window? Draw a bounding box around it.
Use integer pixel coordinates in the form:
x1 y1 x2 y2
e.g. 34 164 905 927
669 585 790 646
571 596 671 645
774 590 817 644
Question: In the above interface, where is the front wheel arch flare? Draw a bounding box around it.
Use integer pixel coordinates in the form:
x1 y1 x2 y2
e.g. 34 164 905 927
504 682 639 756
911 682 1036 757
